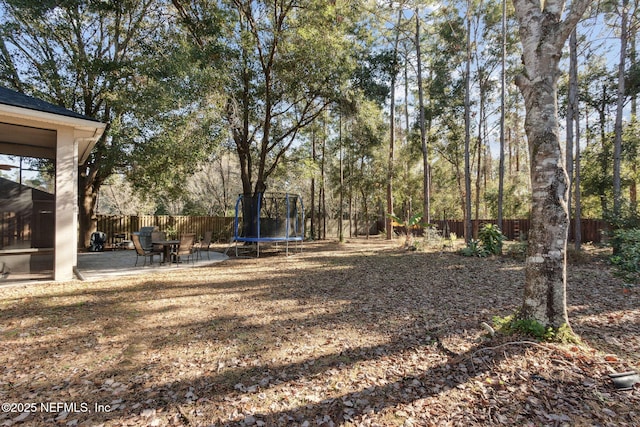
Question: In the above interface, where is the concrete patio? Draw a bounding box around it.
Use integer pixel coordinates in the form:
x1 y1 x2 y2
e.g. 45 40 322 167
76 248 229 281
0 247 228 284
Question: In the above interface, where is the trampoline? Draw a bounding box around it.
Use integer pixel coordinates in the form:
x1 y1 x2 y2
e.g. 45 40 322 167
233 193 304 257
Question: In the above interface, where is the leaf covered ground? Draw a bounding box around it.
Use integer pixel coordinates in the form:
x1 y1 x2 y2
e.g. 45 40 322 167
0 238 638 426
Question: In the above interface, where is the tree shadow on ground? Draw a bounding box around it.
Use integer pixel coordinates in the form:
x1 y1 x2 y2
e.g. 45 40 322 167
0 239 638 425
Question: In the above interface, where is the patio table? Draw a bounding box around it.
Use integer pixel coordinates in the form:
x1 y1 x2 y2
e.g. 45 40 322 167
151 240 180 264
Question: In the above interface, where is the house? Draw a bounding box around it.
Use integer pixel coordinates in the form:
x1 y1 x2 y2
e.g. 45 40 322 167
0 177 55 279
0 86 106 281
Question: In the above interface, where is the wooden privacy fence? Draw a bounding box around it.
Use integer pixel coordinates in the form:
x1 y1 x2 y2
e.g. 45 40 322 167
97 215 609 245
96 215 234 244
432 218 608 244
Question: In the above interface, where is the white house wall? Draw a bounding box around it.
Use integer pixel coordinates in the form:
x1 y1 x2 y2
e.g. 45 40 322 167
54 127 77 281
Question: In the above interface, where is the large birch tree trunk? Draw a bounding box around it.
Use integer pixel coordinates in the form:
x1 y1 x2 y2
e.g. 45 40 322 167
512 0 591 329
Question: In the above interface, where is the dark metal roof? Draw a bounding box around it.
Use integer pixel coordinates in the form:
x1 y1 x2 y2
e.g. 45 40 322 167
0 86 101 123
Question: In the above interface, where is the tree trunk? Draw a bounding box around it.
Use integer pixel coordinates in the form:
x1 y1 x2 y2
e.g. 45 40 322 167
363 191 370 239
597 84 610 214
404 51 410 142
613 0 629 219
464 1 473 243
387 80 395 240
416 7 430 225
516 126 521 172
455 162 467 220
310 130 316 240
353 192 357 237
474 95 483 238
574 109 583 251
77 132 109 249
231 50 253 198
338 113 344 242
633 25 638 121
387 8 402 240
518 79 570 329
78 176 98 249
348 151 353 238
631 32 638 211
512 0 591 329
497 0 506 231
570 29 582 251
566 28 577 235
321 124 327 240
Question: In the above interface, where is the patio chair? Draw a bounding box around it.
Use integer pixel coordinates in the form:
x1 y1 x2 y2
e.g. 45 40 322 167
195 231 213 260
150 230 166 255
0 262 10 280
171 233 196 266
132 233 159 267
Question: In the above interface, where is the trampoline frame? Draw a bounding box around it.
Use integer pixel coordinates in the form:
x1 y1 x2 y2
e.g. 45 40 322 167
233 193 304 257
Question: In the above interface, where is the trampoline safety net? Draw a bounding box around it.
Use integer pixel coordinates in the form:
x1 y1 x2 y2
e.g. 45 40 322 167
234 193 304 243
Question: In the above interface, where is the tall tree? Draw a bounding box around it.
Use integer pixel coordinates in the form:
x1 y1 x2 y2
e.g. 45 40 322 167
320 116 327 240
579 60 617 215
469 0 502 236
416 6 431 225
310 125 318 239
174 0 357 197
629 1 639 212
343 98 386 238
0 0 216 247
498 0 507 232
422 5 466 222
387 7 403 240
512 0 592 328
566 28 577 242
339 111 344 242
574 105 583 249
464 0 473 243
613 0 629 219
568 28 582 250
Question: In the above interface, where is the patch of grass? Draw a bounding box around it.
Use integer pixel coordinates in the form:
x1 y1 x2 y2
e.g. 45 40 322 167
492 314 580 344
493 314 548 340
552 323 581 344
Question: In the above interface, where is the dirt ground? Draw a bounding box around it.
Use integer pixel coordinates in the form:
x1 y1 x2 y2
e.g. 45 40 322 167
0 238 638 426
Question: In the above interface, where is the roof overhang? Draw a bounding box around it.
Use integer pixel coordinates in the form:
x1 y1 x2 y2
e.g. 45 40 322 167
0 103 106 163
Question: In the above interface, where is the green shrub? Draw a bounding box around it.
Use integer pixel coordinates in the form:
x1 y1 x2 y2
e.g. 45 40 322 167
458 239 487 257
388 212 424 248
610 228 640 283
604 203 640 254
478 223 505 255
459 224 506 257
